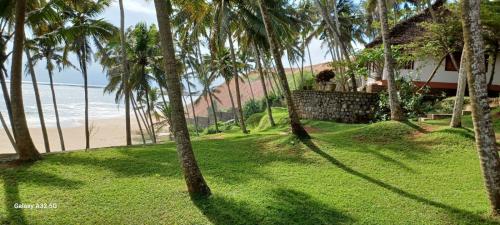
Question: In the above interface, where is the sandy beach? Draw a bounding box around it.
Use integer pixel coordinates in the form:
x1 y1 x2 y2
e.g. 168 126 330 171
0 116 146 154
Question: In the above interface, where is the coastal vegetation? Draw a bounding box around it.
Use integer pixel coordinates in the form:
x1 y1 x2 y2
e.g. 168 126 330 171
1 0 500 223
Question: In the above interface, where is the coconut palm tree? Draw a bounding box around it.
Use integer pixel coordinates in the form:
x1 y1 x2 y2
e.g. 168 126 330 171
62 0 117 150
257 0 310 140
461 0 500 215
153 0 211 197
118 0 132 146
29 21 73 151
377 0 404 121
10 0 41 160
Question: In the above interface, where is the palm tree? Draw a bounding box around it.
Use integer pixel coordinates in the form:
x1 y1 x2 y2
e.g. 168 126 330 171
63 0 116 150
153 0 211 197
461 0 500 215
377 0 404 121
257 0 310 140
10 0 41 161
24 48 51 153
213 47 239 123
118 0 132 146
30 22 71 151
254 43 276 127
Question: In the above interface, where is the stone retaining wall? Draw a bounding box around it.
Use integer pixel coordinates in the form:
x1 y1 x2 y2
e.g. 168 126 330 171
292 90 379 123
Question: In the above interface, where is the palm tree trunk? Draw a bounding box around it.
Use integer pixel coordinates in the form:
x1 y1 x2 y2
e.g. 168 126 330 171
378 0 404 121
288 59 298 90
226 80 239 123
119 0 132 146
10 0 41 161
133 96 153 142
144 88 157 144
0 111 17 152
0 69 15 138
78 49 90 150
246 69 255 101
255 45 275 126
204 96 211 125
25 49 50 153
315 0 357 91
185 74 199 135
307 44 315 76
182 95 190 118
461 0 500 215
154 0 211 197
228 34 247 133
131 94 146 144
488 53 497 86
450 51 467 128
47 65 67 152
207 90 220 132
258 0 310 139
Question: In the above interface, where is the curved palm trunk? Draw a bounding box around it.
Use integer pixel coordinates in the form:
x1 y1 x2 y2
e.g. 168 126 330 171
207 90 220 132
450 51 467 128
119 0 132 146
10 0 41 161
246 73 255 101
144 88 157 144
47 65 66 151
25 49 50 153
185 73 199 135
288 59 298 90
377 0 404 121
314 0 357 91
0 70 14 137
133 96 153 142
182 95 190 118
255 45 275 126
258 0 310 140
307 45 315 76
154 0 211 197
228 34 247 133
488 53 497 86
0 111 17 152
131 97 146 144
461 0 500 215
225 80 239 123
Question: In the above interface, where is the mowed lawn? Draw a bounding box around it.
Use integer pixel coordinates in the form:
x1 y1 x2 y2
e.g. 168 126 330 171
1 108 499 225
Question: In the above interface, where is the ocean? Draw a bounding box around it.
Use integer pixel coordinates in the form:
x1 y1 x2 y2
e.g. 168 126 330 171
0 82 124 128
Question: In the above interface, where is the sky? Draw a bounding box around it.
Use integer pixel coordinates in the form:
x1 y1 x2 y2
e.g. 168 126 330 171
21 0 334 89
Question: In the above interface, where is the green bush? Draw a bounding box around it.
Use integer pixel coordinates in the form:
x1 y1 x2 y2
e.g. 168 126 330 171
433 97 471 113
243 99 264 119
376 77 433 120
246 112 265 128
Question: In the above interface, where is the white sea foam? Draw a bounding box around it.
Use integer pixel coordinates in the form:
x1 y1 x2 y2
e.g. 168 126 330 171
0 83 123 128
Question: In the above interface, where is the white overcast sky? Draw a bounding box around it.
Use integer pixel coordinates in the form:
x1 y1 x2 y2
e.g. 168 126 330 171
22 0 334 87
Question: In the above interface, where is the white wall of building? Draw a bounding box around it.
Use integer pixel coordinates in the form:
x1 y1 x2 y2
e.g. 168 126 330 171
370 53 500 85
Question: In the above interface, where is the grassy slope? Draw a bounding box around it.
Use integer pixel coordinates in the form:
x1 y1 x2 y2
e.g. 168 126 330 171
1 108 499 225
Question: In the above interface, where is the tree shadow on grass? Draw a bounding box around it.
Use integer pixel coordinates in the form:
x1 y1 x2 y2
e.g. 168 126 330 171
0 167 83 225
435 128 476 141
1 173 26 225
194 188 352 225
301 139 500 225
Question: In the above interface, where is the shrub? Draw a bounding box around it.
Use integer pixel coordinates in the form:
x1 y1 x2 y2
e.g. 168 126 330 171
243 99 263 119
376 77 433 120
433 97 471 113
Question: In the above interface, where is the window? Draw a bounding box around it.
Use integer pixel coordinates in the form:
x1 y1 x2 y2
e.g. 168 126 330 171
445 52 462 71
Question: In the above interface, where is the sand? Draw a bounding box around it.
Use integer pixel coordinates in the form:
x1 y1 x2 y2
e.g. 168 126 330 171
0 116 147 154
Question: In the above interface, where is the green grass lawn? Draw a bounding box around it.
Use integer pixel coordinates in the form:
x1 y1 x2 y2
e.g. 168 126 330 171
1 108 499 224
